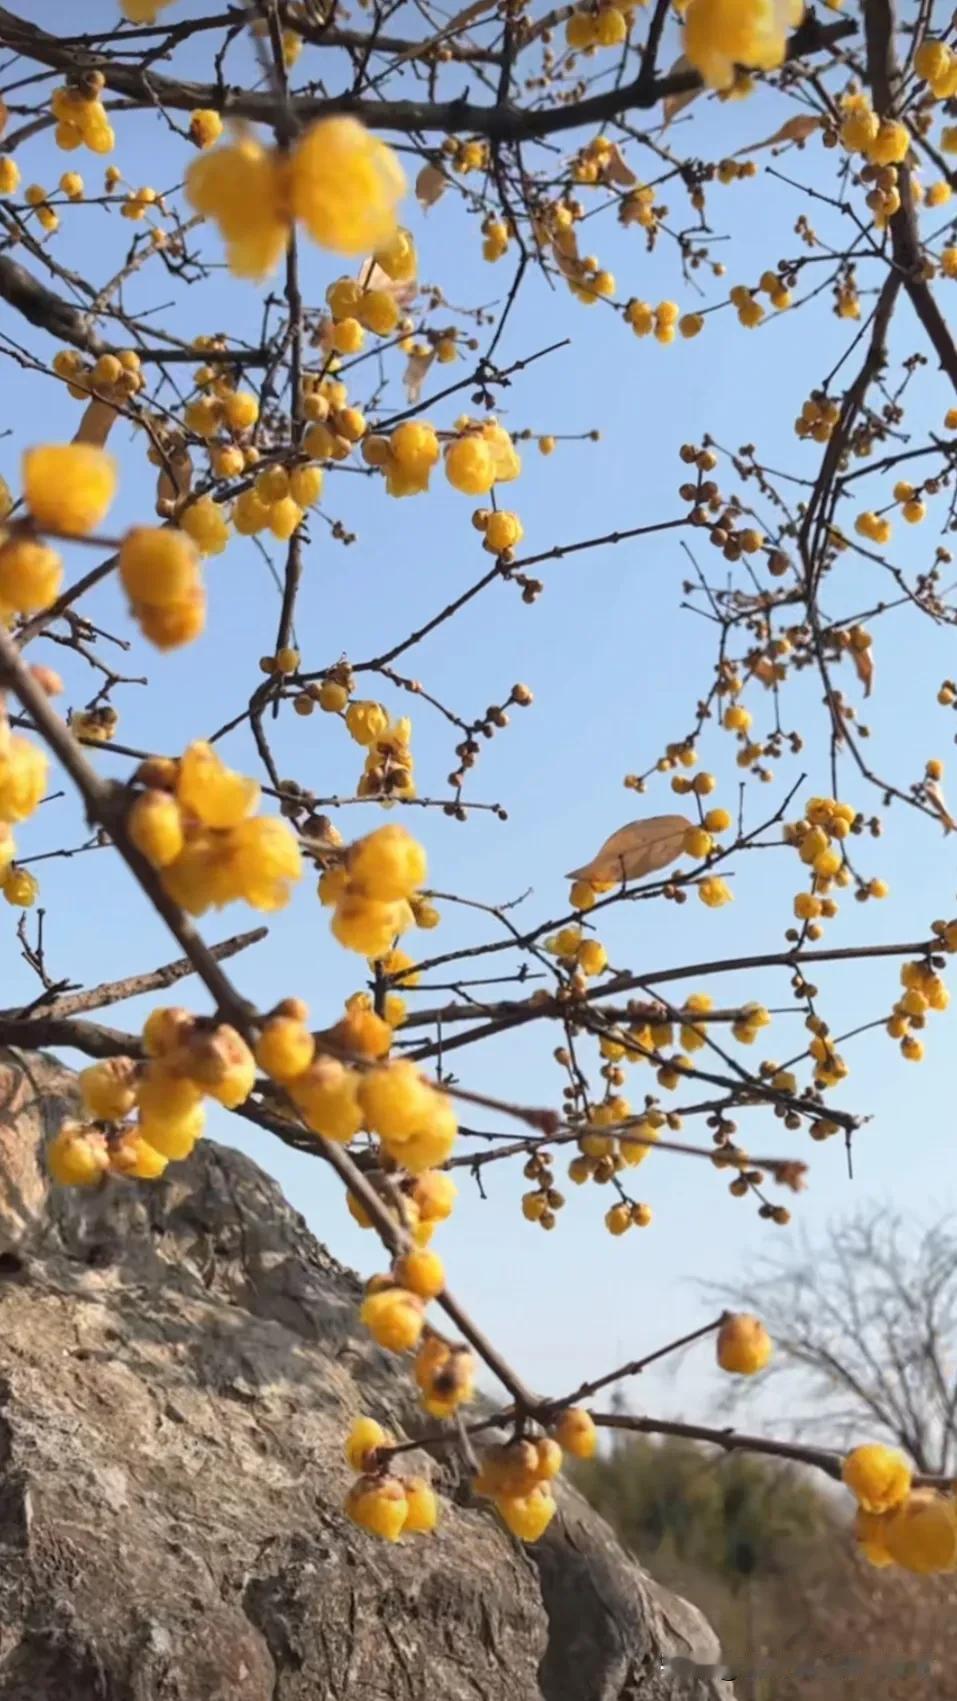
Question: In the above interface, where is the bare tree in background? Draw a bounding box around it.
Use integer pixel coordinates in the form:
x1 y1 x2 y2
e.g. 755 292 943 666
714 1209 957 1474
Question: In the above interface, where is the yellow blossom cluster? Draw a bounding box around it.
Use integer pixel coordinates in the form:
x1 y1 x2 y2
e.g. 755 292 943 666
319 822 426 959
367 421 440 498
625 299 681 342
532 194 619 311
0 444 116 620
472 1407 598 1541
844 1443 957 1575
684 0 804 92
445 419 521 496
51 76 115 155
325 271 407 341
362 417 521 500
53 346 146 406
565 0 646 51
347 1163 456 1248
127 741 302 913
48 1012 259 1187
795 392 841 442
784 795 857 941
839 94 910 166
414 1327 475 1419
884 959 949 1065
343 1416 438 1541
232 463 322 543
186 117 405 280
472 507 524 557
855 508 892 546
0 713 47 912
22 442 117 539
890 479 928 525
914 37 957 99
118 526 206 650
299 671 416 798
481 215 510 261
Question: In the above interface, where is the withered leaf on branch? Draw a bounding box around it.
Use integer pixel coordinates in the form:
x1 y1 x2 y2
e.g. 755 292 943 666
566 815 692 884
849 644 874 698
924 779 956 834
416 163 448 209
749 656 778 689
735 114 821 157
662 58 699 126
403 347 435 404
357 258 417 308
603 143 637 188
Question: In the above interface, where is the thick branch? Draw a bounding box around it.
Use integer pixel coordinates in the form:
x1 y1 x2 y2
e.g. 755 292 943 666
0 7 857 142
591 1410 954 1490
863 0 957 390
36 927 268 1020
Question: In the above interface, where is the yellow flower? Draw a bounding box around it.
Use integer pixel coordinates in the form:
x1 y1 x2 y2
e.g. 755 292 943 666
119 527 200 606
290 118 404 255
47 1121 110 1187
403 1476 439 1533
2 865 39 907
553 1408 597 1459
22 443 117 536
842 1444 911 1515
228 816 302 911
348 824 427 901
186 136 289 280
360 1286 425 1353
344 1474 408 1541
698 876 733 908
177 741 259 829
495 1485 557 1542
0 537 62 615
79 1058 138 1122
290 1058 363 1141
684 0 803 90
884 1491 957 1574
853 1507 894 1568
445 435 496 495
0 736 47 824
716 1312 772 1374
189 109 223 150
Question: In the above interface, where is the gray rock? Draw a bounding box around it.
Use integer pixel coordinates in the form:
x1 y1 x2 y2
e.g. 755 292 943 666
0 1049 734 1700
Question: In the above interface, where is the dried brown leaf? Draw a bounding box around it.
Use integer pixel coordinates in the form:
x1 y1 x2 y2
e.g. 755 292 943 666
925 779 956 834
566 815 692 884
72 398 117 448
403 347 435 404
850 644 874 698
603 142 637 188
357 258 417 307
749 656 778 689
663 58 699 127
0 98 7 140
735 114 821 158
416 163 447 209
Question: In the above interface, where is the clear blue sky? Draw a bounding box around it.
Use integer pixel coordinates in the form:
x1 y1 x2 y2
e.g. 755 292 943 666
4 0 956 1431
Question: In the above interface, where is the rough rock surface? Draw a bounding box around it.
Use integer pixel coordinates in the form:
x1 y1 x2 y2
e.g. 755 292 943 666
0 1050 733 1701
